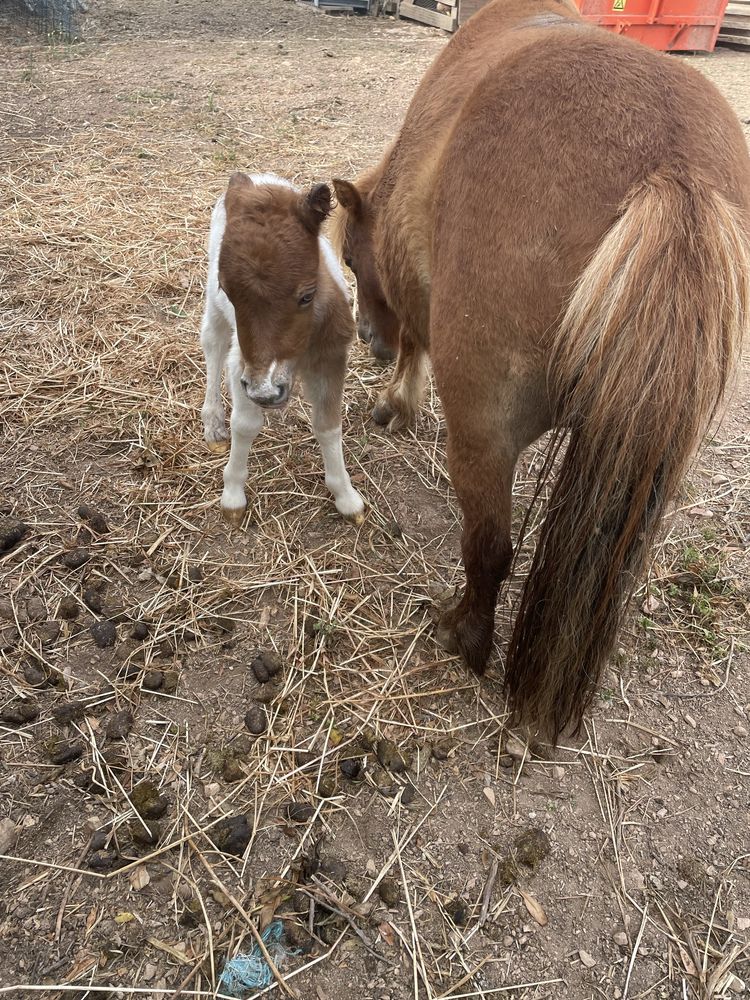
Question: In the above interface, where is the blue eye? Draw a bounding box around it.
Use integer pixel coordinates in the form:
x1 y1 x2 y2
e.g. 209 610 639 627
298 290 316 307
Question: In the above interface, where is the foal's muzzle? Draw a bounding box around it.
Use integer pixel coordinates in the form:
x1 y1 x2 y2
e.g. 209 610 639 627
241 375 291 410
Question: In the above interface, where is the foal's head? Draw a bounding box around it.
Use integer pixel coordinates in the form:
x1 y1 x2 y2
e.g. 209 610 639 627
218 173 332 409
331 178 399 363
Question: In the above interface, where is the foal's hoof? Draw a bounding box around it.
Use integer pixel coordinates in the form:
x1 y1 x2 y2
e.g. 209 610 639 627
436 619 460 656
371 393 413 433
206 439 230 455
344 509 366 527
372 396 396 427
221 506 246 527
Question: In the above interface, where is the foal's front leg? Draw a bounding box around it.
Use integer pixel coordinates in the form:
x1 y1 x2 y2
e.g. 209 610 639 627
200 302 233 453
302 359 365 524
220 370 264 526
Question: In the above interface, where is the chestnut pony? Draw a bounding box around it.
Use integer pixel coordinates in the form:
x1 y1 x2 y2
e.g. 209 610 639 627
332 0 750 740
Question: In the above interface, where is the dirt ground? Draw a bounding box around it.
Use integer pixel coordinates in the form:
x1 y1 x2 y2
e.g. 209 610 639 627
1 2 749 999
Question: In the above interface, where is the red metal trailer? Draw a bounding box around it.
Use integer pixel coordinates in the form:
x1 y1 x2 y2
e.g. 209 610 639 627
573 0 730 51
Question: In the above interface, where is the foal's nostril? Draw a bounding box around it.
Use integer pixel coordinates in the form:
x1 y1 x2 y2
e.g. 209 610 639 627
240 375 249 391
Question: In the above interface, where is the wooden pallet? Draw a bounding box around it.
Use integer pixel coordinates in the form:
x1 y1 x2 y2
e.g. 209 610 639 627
719 0 750 46
398 0 458 31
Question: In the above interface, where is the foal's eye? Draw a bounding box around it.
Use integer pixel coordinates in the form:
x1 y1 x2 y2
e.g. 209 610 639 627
344 257 354 271
298 290 316 307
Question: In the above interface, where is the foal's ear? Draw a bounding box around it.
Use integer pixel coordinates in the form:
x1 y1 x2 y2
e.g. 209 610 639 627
225 172 255 214
332 178 363 218
299 183 333 232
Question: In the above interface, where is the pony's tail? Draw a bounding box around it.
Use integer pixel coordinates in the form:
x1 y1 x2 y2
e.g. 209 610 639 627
505 170 750 742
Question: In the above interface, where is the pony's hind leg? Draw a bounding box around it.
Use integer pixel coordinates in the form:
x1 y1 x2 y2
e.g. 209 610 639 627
371 324 428 432
200 302 233 453
302 355 365 524
220 366 264 526
436 429 516 674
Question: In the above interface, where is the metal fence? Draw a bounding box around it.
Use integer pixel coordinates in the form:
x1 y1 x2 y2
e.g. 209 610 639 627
5 0 86 41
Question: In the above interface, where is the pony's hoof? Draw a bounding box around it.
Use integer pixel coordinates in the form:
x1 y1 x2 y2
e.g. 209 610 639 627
436 620 459 655
372 396 395 427
221 505 246 527
346 509 366 527
206 438 230 455
439 605 492 674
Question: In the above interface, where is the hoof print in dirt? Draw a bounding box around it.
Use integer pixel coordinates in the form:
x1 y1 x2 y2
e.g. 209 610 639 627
210 814 251 856
1 699 40 726
91 620 117 648
514 827 551 870
142 669 163 691
106 710 133 740
131 780 169 820
244 704 267 736
45 738 84 765
87 849 127 873
78 504 109 534
284 801 315 824
0 517 27 553
378 878 401 907
58 595 80 620
339 755 364 781
376 738 407 773
129 819 161 847
51 700 87 726
61 547 90 570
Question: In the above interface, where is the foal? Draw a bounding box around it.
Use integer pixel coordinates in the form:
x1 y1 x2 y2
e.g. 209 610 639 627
200 172 365 525
333 0 750 739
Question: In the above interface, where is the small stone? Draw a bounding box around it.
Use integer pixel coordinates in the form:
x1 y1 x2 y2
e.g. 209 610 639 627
187 566 203 583
142 670 163 691
131 781 168 820
552 765 565 780
46 739 84 765
0 517 27 552
58 595 80 620
26 597 46 622
285 801 315 824
91 621 117 648
733 725 748 738
106 710 133 740
244 705 267 736
61 547 90 569
502 934 514 948
51 701 86 726
78 504 109 534
210 815 251 856
378 878 400 907
376 738 406 773
613 931 628 947
131 621 149 640
83 588 104 614
1 700 40 726
578 950 596 969
0 818 20 853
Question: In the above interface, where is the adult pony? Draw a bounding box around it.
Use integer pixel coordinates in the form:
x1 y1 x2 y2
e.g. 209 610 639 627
332 0 750 739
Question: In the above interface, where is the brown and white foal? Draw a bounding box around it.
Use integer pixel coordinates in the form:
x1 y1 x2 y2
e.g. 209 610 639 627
200 172 365 525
